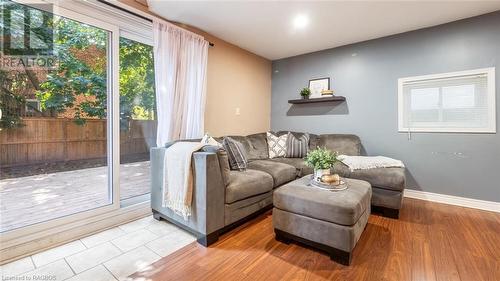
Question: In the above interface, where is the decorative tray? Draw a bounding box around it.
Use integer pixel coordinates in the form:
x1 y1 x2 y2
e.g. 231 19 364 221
309 177 348 191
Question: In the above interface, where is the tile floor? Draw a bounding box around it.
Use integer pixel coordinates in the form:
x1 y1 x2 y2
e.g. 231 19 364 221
0 215 196 281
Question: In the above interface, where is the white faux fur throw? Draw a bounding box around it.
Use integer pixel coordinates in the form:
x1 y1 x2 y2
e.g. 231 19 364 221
339 155 405 172
163 142 205 220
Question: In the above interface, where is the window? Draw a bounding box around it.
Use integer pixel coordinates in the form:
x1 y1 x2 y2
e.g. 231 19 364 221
0 0 116 233
0 0 157 258
398 68 496 133
25 99 40 114
119 37 156 205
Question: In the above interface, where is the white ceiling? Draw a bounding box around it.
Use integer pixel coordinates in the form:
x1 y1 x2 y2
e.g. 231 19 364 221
147 1 500 60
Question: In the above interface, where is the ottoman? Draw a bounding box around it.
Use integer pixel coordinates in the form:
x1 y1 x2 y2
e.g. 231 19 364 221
273 175 371 265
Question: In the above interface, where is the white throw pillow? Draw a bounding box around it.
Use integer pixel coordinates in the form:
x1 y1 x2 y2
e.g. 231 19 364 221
201 133 222 147
266 132 289 158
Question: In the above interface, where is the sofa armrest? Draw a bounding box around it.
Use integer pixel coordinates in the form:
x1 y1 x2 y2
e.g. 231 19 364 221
150 148 225 237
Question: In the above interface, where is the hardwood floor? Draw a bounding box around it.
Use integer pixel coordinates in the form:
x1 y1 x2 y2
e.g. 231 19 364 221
130 198 500 281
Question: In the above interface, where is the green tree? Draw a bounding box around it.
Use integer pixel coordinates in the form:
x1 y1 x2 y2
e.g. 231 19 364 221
119 37 155 130
1 0 155 129
36 18 108 125
0 68 26 128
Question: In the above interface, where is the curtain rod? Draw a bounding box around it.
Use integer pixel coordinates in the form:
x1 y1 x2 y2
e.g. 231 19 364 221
96 0 215 47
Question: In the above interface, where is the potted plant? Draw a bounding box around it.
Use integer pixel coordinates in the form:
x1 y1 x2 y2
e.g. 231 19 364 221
305 147 340 182
300 87 311 99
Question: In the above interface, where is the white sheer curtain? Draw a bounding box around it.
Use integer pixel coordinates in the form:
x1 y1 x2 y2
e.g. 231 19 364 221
153 20 208 146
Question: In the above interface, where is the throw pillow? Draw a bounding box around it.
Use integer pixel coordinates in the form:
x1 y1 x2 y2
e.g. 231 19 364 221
201 133 222 147
222 137 248 171
266 132 288 158
286 133 310 158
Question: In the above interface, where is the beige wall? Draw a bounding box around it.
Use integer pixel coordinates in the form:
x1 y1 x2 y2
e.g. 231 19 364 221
202 33 271 136
118 0 272 136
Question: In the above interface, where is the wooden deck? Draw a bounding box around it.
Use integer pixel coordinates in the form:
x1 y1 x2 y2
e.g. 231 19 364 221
0 161 150 233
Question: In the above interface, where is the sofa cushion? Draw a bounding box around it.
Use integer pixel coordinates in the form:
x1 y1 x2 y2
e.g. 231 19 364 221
318 134 361 156
226 169 274 204
348 167 406 192
268 158 313 177
225 192 273 225
332 162 404 192
245 133 269 159
247 160 297 187
222 133 269 161
274 176 372 226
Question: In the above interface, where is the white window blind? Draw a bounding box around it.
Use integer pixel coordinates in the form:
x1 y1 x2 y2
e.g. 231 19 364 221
398 68 496 133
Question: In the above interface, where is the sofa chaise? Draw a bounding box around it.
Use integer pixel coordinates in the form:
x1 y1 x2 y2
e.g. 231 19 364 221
150 131 406 246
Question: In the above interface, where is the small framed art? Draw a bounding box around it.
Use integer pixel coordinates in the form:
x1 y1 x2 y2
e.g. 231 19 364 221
309 78 330 98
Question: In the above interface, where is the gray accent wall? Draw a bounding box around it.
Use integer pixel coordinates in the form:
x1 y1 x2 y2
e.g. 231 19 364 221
271 12 500 202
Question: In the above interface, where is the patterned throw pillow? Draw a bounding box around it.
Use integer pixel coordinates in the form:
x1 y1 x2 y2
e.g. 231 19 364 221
222 137 248 171
201 133 222 147
266 132 288 158
286 133 310 158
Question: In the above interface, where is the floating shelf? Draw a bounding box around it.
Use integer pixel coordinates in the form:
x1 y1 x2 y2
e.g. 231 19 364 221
288 96 346 104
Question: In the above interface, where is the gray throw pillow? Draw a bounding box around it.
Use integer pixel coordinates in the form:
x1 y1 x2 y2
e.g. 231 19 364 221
222 137 248 171
286 133 310 158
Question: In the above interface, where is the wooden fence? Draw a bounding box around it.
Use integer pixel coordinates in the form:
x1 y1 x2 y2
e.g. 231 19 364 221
0 118 157 167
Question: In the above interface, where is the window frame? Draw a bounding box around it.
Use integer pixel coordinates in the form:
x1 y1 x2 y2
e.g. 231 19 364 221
0 1 121 240
25 99 41 113
1 0 156 261
55 0 154 46
118 36 156 206
398 67 496 133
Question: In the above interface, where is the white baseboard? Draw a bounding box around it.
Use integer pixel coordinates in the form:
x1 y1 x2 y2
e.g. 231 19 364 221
404 189 500 213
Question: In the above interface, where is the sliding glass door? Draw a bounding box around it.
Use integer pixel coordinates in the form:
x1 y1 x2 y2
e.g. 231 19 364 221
118 37 156 205
0 1 120 233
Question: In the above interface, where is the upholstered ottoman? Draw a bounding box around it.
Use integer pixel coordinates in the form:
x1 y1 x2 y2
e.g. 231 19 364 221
273 176 371 265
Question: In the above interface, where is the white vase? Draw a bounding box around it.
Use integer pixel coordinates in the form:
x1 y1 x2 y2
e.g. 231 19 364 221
313 168 331 182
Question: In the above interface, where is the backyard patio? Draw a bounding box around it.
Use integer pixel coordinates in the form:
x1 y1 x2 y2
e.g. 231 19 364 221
0 161 151 233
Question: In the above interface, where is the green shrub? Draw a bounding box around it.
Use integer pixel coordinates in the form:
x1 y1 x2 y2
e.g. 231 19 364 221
305 147 339 170
300 87 311 97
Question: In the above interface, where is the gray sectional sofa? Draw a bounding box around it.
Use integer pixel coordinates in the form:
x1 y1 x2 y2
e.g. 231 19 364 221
150 131 406 246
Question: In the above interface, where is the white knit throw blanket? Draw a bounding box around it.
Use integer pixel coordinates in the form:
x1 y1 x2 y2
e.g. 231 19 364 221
339 155 405 172
163 142 205 220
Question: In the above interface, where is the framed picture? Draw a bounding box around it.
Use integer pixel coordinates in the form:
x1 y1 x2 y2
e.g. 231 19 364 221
309 78 330 98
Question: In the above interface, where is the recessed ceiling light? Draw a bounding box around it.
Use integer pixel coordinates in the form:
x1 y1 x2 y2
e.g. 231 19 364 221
293 14 309 30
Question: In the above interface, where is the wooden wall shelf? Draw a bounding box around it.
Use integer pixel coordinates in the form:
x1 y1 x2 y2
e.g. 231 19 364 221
288 96 346 104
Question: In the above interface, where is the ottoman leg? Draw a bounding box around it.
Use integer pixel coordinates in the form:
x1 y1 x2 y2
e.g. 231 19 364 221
372 206 400 219
329 248 352 266
275 230 291 244
275 229 353 265
152 210 162 221
382 208 400 219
